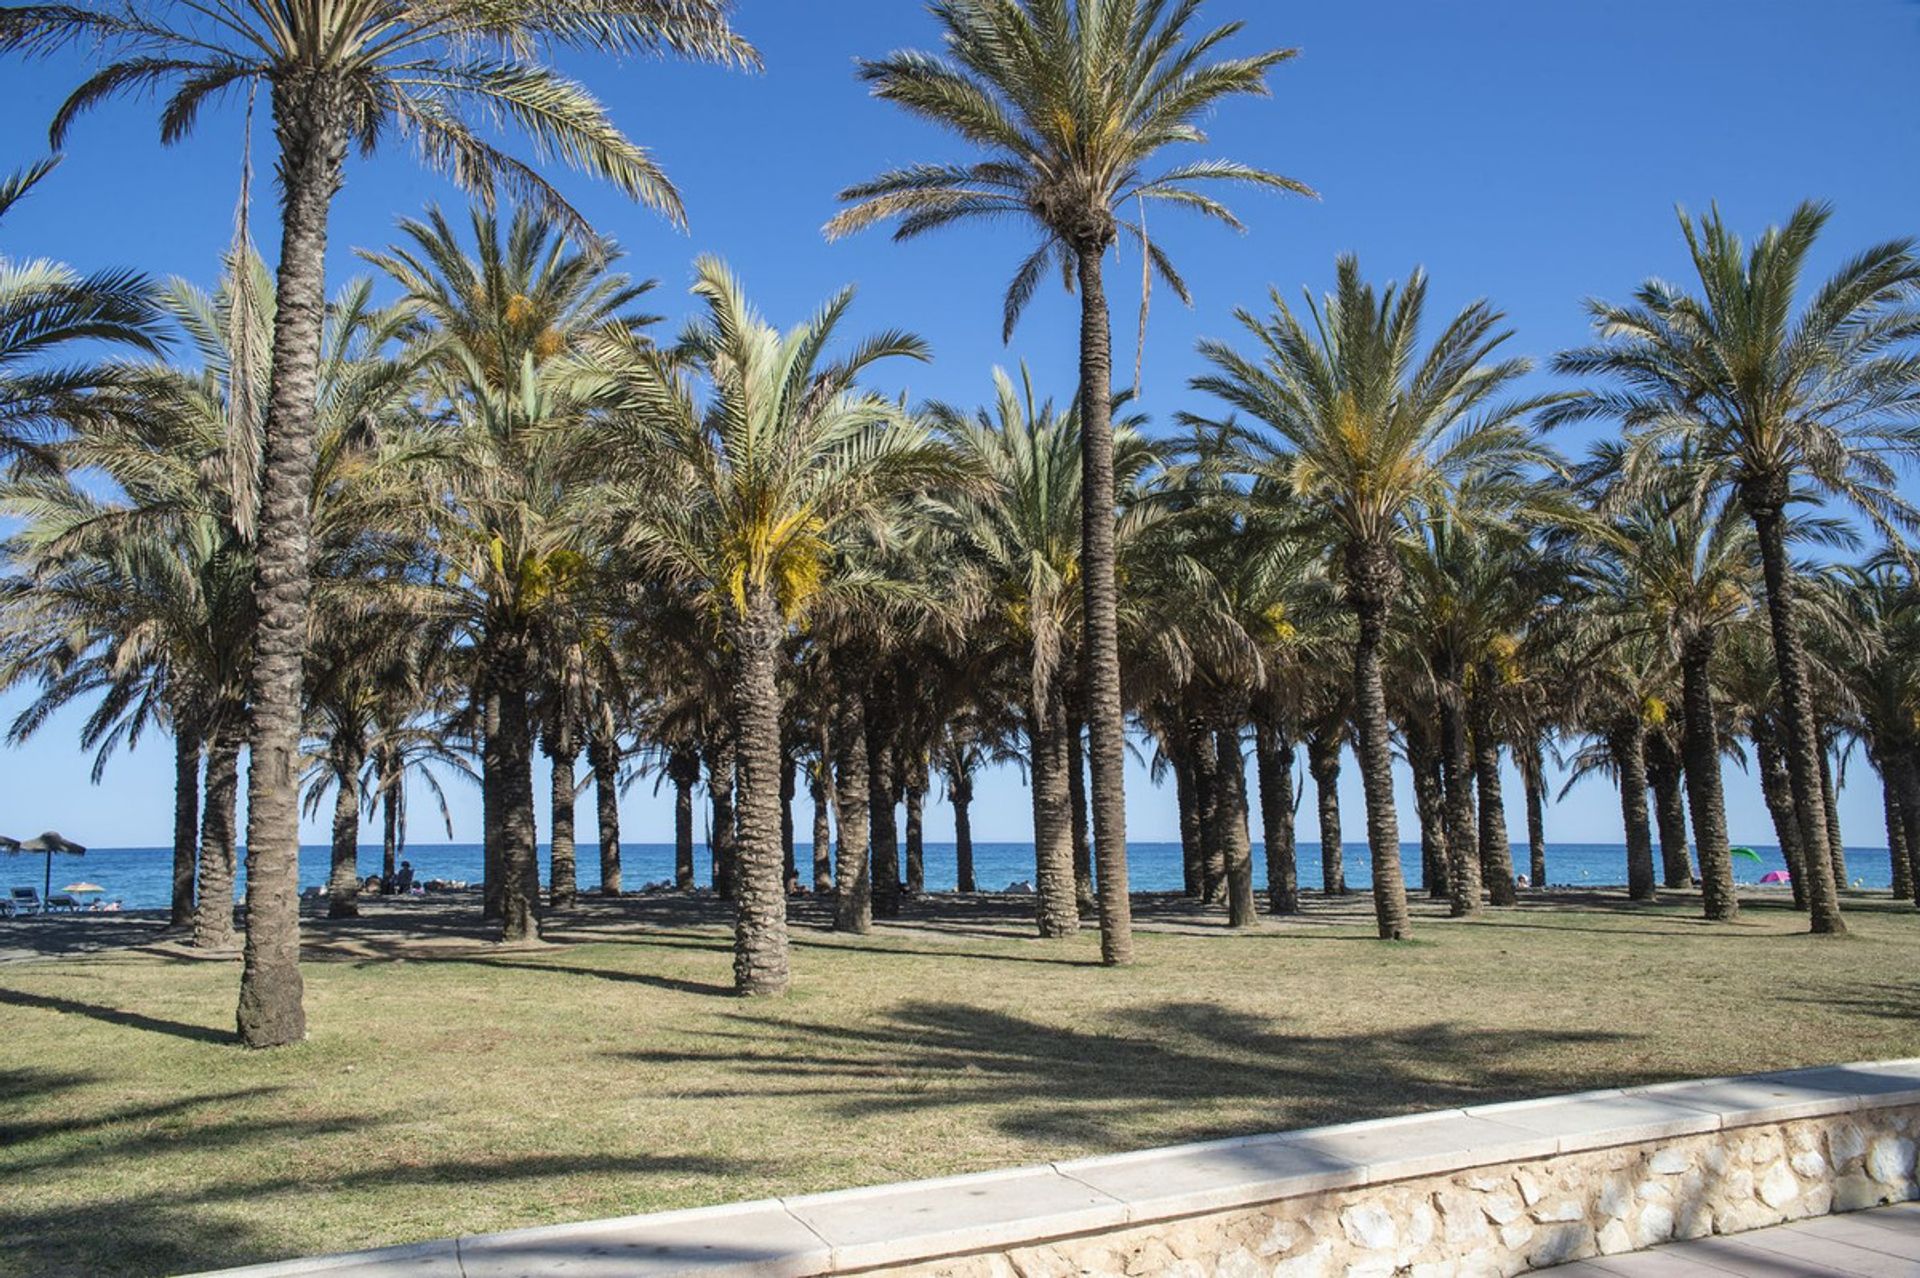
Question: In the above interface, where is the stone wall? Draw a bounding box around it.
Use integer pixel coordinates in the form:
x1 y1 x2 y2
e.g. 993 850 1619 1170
881 1106 1920 1278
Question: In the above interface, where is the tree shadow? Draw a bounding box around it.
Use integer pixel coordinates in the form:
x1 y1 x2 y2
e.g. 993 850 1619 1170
612 999 1637 1148
0 1084 282 1147
0 987 233 1045
422 954 733 998
0 1122 762 1278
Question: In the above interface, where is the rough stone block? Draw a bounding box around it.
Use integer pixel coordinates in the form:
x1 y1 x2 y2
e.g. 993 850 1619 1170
1530 1198 1585 1224
1339 1203 1397 1251
1869 1135 1916 1186
1832 1121 1870 1167
1837 1170 1893 1211
1526 1222 1594 1267
1634 1202 1675 1247
1482 1191 1524 1225
1646 1147 1690 1175
1758 1162 1801 1209
1791 1149 1829 1178
1268 1240 1333 1278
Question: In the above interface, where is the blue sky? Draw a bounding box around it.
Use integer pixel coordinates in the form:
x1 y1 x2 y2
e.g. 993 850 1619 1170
3 0 1919 853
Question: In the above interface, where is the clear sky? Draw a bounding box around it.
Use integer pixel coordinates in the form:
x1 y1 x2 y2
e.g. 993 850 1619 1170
3 0 1919 852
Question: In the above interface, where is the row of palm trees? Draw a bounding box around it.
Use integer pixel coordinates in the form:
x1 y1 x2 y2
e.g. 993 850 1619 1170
3 1 1919 1049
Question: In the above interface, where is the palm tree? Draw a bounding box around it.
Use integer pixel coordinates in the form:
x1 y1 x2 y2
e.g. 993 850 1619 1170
1584 460 1847 918
1548 202 1920 937
4 0 751 1047
1838 562 1920 904
364 205 655 943
830 0 1311 965
597 257 961 996
1 254 410 947
929 366 1154 935
1192 256 1557 939
0 155 163 467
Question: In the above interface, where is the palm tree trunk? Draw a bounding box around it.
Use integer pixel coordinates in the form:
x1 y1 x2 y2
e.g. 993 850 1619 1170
811 753 834 894
832 679 872 933
1470 679 1518 907
1254 719 1299 915
482 683 504 919
1645 733 1692 889
1897 748 1920 908
1755 724 1809 909
731 590 790 995
1680 639 1735 918
1745 493 1844 933
1189 717 1224 902
1307 729 1345 895
548 746 577 909
1347 551 1410 940
1073 243 1132 966
1878 756 1913 902
1819 741 1848 888
171 724 201 929
951 767 975 893
1029 684 1079 938
865 679 901 918
591 727 621 896
1217 725 1256 928
194 727 243 950
1410 733 1450 901
1174 744 1201 897
497 642 541 943
1440 686 1482 917
1066 716 1094 913
904 755 926 897
380 748 401 889
671 746 696 890
1523 739 1547 889
1614 722 1656 901
237 79 353 1046
781 741 798 889
327 748 362 919
706 736 737 900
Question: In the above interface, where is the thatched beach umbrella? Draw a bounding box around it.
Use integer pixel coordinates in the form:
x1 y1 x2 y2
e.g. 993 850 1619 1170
1 832 87 906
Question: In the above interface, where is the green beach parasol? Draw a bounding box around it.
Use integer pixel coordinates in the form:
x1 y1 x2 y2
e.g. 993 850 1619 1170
1730 846 1762 864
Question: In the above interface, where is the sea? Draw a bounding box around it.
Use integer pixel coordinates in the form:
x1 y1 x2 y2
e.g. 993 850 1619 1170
16 841 1905 911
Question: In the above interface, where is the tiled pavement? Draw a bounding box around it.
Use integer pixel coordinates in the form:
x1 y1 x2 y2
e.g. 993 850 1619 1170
1555 1202 1920 1276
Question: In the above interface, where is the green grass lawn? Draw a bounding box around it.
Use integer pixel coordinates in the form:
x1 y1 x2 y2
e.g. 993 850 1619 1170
2 889 1917 1277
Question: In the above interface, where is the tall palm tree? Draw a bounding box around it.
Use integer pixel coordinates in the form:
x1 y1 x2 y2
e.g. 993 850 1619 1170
598 257 961 995
0 155 164 467
1549 202 1920 937
829 0 1311 965
364 205 655 943
2 253 414 942
930 366 1154 936
1192 256 1558 939
4 0 751 1047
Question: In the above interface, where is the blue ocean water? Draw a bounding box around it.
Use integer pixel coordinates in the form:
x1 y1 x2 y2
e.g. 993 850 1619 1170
15 840 1902 911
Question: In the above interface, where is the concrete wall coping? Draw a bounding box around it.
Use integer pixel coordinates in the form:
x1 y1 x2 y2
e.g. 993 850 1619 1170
193 1058 1920 1278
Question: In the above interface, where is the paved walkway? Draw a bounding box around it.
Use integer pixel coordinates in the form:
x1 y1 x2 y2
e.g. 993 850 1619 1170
1557 1202 1920 1276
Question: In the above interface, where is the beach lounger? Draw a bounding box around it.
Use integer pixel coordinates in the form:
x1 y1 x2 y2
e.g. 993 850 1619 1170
9 887 41 915
45 893 80 912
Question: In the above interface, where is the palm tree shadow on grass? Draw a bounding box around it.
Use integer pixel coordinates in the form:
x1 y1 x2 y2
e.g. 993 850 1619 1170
0 987 233 1044
614 999 1634 1148
0 1086 764 1278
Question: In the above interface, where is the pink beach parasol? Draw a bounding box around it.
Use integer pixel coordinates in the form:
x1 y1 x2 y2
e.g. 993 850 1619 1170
1758 870 1792 885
